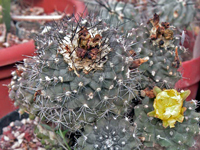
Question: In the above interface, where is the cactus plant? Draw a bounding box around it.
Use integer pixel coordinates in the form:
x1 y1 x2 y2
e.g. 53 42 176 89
95 0 143 32
128 13 186 91
6 3 199 149
8 15 138 131
88 0 196 31
134 87 200 150
76 116 142 150
147 0 196 28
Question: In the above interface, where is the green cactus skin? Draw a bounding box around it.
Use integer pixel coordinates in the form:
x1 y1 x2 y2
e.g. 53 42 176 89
134 97 200 150
92 0 196 31
148 0 196 28
8 15 138 131
76 116 142 150
96 0 142 32
128 15 186 90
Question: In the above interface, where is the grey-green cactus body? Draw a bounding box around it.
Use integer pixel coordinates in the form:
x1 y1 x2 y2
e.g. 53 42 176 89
92 0 144 33
92 0 196 33
134 97 200 150
8 16 137 131
149 0 196 28
76 116 141 150
128 17 185 90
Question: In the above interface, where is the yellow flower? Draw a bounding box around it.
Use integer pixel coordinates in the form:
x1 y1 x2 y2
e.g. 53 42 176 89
147 87 190 128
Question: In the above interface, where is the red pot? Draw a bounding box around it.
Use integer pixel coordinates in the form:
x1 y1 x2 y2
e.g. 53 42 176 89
0 41 36 118
175 31 200 101
0 40 36 68
175 56 200 100
29 0 87 19
0 0 87 118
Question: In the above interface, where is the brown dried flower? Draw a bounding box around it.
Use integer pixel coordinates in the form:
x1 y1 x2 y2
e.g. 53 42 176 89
161 22 170 29
172 46 181 68
163 29 173 40
16 69 23 77
88 48 100 60
129 57 149 70
76 47 87 58
78 27 91 49
147 13 160 26
88 34 102 49
143 87 155 98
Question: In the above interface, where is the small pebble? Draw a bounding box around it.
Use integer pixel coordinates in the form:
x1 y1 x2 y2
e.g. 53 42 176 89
7 133 15 140
10 122 15 127
14 131 20 137
38 147 46 150
33 138 38 142
11 141 21 149
17 133 25 139
21 119 26 124
3 126 11 133
18 139 23 145
4 136 9 141
1 118 47 149
14 120 23 126
26 118 32 123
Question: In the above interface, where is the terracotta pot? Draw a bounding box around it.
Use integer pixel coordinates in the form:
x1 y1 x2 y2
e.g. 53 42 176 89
13 0 87 21
175 56 200 100
0 41 36 118
175 31 200 100
0 0 87 118
0 40 36 68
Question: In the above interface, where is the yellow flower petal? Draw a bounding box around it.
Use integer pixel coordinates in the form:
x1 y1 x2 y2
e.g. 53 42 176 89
167 119 176 128
147 110 156 117
180 90 191 101
175 114 184 123
163 120 168 128
148 88 191 128
181 107 187 114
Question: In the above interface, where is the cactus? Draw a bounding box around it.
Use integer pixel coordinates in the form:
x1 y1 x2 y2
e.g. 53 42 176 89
91 2 189 90
8 15 138 131
89 0 196 32
146 0 196 28
7 4 199 149
76 116 142 150
134 87 200 150
95 0 143 32
128 13 186 91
